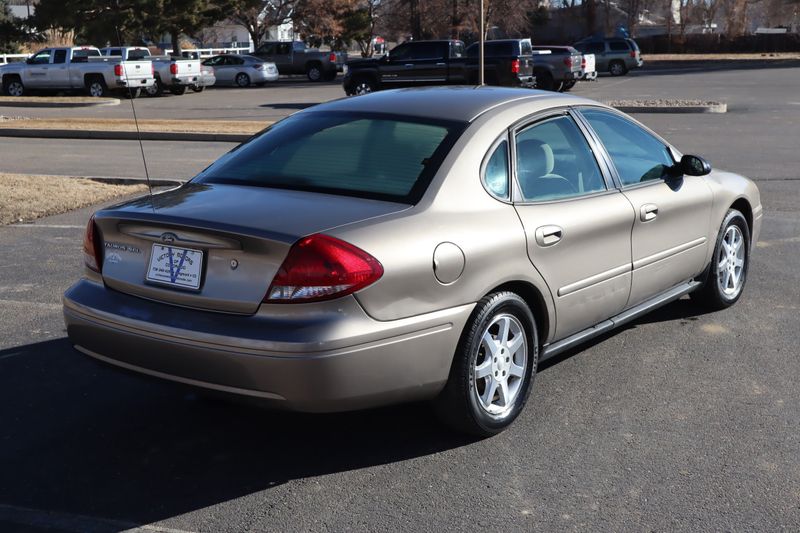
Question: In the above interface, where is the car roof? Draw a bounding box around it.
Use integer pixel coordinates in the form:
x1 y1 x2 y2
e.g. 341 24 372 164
303 86 600 123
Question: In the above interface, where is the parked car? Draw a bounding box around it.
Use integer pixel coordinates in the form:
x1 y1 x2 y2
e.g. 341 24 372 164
99 47 201 96
252 41 346 81
63 87 761 436
529 45 583 91
192 64 216 92
579 52 597 82
1 46 154 97
573 37 643 76
201 54 279 87
343 39 541 95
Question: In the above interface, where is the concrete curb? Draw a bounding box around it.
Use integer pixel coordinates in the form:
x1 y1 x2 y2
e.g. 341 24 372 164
610 103 727 114
7 172 185 187
0 98 120 108
0 128 250 142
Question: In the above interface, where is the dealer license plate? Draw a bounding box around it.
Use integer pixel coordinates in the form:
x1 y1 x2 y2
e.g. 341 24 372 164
146 244 203 290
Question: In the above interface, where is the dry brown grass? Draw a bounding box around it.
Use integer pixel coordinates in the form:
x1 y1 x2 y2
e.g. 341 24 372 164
0 117 268 134
0 173 148 225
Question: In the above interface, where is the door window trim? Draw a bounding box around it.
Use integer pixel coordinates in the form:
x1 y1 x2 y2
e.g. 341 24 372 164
573 104 680 191
508 108 618 205
480 133 513 203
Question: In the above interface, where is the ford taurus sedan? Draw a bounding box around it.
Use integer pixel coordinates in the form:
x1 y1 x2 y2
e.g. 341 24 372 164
63 87 762 436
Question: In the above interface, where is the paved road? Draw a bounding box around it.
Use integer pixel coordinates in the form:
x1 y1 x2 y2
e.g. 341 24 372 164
1 66 799 532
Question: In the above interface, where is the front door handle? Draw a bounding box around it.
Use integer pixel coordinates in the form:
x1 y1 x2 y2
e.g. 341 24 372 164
640 204 658 222
535 225 563 247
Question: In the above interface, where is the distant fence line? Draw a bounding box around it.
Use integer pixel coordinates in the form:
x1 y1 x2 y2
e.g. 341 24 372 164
163 47 253 57
0 53 29 64
635 33 800 54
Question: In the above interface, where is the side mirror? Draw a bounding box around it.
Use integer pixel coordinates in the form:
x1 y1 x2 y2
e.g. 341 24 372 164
679 154 712 176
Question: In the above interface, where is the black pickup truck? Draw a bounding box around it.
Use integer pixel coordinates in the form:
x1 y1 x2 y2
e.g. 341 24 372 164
342 39 536 95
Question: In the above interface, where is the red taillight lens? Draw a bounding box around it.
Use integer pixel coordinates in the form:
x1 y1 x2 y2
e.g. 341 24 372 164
329 52 336 62
563 57 572 67
151 63 155 76
581 56 586 68
630 50 636 58
83 215 103 273
170 63 178 75
114 64 123 76
265 234 383 303
510 59 520 74
253 63 263 69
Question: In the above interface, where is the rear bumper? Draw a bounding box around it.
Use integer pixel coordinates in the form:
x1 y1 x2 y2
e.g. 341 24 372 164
63 279 472 412
581 71 598 81
171 76 199 86
117 77 155 88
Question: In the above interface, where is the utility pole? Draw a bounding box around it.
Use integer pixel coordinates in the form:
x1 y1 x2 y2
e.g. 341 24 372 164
479 0 485 85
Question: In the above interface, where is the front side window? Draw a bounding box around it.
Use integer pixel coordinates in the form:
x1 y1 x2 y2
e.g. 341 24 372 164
580 108 674 186
586 42 605 54
483 140 509 199
30 50 52 64
197 112 466 204
515 115 606 202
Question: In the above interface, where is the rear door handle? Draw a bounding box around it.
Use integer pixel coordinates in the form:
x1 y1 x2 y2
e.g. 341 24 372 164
640 204 658 221
535 225 563 247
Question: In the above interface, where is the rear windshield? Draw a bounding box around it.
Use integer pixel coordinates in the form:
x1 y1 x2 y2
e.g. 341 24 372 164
196 112 467 203
128 49 150 60
467 42 517 57
73 49 100 59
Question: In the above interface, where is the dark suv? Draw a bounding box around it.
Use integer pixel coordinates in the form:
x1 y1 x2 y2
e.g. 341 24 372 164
573 38 642 76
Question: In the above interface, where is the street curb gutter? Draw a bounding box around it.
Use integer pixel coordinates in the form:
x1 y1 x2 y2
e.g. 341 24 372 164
0 128 250 142
0 98 120 108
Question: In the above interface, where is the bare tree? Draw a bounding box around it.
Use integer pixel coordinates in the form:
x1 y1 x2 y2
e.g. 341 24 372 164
226 0 298 49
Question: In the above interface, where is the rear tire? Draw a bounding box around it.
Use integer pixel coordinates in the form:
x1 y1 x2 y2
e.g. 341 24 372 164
2 76 24 97
145 78 163 97
306 62 323 82
534 71 555 91
562 80 576 91
85 76 108 97
235 72 251 87
123 88 141 99
609 60 627 76
170 85 188 96
434 292 538 437
191 85 205 93
691 209 750 310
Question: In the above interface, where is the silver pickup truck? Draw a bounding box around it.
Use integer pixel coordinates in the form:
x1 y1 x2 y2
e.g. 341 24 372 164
1 46 154 97
100 47 201 97
252 41 347 81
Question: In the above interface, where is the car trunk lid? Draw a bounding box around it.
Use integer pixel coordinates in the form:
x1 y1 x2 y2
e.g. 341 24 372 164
94 183 409 314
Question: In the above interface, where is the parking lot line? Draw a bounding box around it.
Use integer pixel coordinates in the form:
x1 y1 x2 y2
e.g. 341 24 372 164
0 503 197 533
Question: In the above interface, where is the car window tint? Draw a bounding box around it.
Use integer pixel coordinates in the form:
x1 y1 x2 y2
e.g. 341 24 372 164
198 112 466 204
483 140 509 199
389 44 411 60
581 108 674 186
451 42 464 58
277 43 291 54
515 115 606 202
53 50 67 64
31 50 51 64
231 56 244 65
587 42 605 53
73 49 100 59
128 49 149 60
408 42 445 60
520 40 532 55
609 41 629 51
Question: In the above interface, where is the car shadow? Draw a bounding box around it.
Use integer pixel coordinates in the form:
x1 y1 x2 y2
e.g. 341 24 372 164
0 338 475 526
539 297 716 372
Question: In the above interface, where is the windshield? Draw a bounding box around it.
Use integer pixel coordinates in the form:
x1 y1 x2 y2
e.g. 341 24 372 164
196 111 467 204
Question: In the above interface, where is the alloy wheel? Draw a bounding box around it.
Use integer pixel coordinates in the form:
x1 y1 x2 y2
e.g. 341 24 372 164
354 82 372 95
473 314 528 416
7 81 23 96
717 225 745 297
89 82 104 97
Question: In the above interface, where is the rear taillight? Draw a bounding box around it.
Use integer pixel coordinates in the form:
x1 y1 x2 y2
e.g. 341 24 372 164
329 52 336 62
563 57 572 68
151 63 155 75
170 63 178 75
630 50 636 58
114 64 123 76
83 215 103 273
253 64 263 70
581 56 586 69
265 234 383 303
510 59 520 74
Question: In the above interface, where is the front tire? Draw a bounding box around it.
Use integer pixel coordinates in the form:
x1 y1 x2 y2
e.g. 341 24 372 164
3 76 25 97
191 85 205 93
434 292 538 437
350 76 377 95
170 85 188 96
692 209 750 310
145 78 163 97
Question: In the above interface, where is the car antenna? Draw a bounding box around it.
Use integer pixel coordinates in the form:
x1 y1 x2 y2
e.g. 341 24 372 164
115 24 155 213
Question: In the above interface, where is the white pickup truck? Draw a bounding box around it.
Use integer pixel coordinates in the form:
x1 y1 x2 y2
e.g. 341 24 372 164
100 47 200 97
1 46 155 97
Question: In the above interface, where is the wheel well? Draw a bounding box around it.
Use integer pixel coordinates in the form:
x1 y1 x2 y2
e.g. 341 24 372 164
730 198 753 234
84 73 103 84
488 281 550 346
2 73 21 83
306 60 322 70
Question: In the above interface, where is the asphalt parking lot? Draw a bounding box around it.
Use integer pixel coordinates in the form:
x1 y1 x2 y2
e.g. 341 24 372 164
1 65 799 532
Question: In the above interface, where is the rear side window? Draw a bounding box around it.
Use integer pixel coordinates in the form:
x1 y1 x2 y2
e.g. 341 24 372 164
53 50 67 64
515 115 606 202
609 41 630 51
197 112 466 203
450 42 465 58
520 41 532 55
483 140 509 199
580 108 674 186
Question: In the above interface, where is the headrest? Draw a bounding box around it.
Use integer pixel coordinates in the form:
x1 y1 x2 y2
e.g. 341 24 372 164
517 139 555 177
